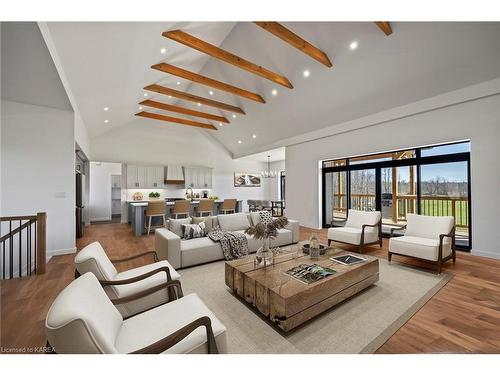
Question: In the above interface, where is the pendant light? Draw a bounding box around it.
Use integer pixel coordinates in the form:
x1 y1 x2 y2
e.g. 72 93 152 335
261 155 277 178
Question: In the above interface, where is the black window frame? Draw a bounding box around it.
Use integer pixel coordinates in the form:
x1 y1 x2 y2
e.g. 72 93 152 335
321 141 472 251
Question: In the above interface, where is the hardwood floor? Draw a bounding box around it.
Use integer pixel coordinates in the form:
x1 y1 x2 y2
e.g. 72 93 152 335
1 223 499 353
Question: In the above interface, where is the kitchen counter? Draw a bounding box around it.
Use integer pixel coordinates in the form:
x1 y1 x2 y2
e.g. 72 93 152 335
128 200 243 236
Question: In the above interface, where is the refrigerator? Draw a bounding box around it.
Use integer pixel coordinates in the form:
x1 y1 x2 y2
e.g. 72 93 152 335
76 172 85 238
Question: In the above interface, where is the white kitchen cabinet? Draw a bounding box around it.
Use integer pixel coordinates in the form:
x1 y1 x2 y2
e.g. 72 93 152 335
111 174 121 188
146 166 164 188
126 165 138 188
126 165 148 188
184 166 212 189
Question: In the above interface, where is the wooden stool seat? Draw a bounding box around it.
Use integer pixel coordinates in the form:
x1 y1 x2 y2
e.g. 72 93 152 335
172 200 191 219
196 199 214 217
145 200 167 235
219 199 237 215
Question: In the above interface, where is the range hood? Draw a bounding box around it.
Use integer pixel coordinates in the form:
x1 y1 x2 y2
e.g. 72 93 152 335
165 165 185 185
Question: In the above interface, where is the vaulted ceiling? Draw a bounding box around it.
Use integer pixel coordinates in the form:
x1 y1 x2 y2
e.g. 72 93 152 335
45 22 500 157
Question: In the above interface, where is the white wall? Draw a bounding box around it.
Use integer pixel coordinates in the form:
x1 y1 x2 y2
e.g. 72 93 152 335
89 123 270 212
286 94 500 258
89 162 121 221
1 100 76 259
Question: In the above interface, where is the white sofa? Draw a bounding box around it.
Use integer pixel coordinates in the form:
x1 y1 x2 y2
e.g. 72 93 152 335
155 212 300 269
327 209 382 253
74 242 180 318
45 272 226 354
389 214 455 273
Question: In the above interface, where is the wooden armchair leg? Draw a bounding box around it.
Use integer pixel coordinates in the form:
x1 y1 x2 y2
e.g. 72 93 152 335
358 244 364 254
437 260 442 274
388 252 392 263
328 239 332 246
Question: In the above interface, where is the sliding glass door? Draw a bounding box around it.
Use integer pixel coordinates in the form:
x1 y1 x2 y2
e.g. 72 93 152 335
321 141 471 250
420 161 469 247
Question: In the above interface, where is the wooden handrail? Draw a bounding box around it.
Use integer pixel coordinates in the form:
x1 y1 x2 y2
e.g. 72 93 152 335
0 215 38 222
0 220 34 242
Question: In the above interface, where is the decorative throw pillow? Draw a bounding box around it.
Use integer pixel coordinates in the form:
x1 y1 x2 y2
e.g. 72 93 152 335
192 216 214 232
258 210 273 226
250 211 261 226
168 217 192 237
182 222 206 240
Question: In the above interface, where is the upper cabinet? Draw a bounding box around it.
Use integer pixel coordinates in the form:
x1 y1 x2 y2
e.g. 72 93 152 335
126 165 164 188
184 166 212 189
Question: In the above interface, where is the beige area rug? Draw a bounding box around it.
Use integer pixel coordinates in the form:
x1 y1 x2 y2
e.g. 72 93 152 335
178 258 451 353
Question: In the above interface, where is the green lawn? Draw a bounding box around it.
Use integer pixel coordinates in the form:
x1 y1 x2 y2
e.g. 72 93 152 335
398 199 469 226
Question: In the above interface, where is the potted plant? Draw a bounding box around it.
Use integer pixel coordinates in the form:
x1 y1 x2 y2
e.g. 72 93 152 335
149 191 161 200
245 214 288 267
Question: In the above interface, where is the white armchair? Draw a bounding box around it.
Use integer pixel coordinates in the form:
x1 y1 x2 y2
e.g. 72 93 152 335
327 209 382 253
45 272 227 353
389 214 456 274
74 242 180 318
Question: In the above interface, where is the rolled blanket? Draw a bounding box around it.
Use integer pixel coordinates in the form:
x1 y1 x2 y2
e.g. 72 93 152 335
208 229 249 260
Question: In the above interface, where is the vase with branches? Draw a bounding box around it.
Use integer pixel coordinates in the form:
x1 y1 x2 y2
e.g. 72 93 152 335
245 216 289 267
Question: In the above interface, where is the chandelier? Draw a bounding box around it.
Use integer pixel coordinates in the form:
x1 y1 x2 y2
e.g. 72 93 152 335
261 155 277 178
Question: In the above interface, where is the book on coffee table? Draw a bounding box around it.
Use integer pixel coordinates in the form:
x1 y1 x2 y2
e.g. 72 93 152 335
286 264 336 284
330 254 367 265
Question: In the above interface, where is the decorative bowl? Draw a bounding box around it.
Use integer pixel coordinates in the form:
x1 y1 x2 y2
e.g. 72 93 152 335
302 244 328 255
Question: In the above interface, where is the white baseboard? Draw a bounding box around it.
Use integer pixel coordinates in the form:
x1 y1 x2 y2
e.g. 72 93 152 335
471 250 500 260
46 247 77 261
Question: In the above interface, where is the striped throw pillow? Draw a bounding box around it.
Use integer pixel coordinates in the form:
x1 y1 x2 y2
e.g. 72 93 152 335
182 221 206 240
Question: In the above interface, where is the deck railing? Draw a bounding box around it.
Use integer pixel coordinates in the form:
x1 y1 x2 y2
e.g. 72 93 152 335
331 194 469 231
0 212 46 279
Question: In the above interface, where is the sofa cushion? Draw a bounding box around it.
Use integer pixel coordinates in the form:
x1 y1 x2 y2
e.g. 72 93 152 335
181 237 224 268
270 228 293 247
115 293 227 354
405 214 454 240
182 222 206 240
389 235 452 261
169 217 192 237
217 212 250 231
328 227 379 245
249 211 261 226
192 216 214 232
345 209 381 229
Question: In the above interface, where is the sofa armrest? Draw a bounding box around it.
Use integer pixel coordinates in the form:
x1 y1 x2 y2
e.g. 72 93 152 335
155 228 181 269
286 219 300 243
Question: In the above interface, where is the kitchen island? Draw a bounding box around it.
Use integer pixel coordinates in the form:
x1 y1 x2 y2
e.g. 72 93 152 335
128 200 243 236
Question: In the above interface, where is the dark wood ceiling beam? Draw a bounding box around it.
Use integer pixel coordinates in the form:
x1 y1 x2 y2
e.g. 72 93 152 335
151 63 265 103
139 99 229 123
163 29 293 89
375 22 393 36
144 84 245 115
135 111 217 130
254 22 332 68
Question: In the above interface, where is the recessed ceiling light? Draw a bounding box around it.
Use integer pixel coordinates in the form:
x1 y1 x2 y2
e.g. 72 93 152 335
219 122 223 126
349 41 358 50
209 90 214 96
238 140 242 144
303 69 310 78
176 81 181 85
103 106 109 111
139 106 143 110
271 89 278 96
168 95 172 99
143 92 148 97
232 114 237 119
197 103 201 106
252 134 257 139
160 47 167 54
104 119 109 123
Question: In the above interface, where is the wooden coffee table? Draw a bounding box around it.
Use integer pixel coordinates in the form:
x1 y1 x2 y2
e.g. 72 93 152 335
225 243 379 332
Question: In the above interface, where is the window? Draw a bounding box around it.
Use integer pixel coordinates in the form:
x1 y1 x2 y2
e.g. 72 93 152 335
322 141 471 250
